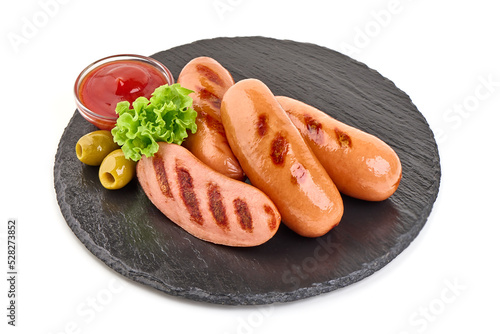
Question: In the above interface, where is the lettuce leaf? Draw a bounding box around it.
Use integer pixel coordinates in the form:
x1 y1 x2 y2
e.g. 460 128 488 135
111 84 197 162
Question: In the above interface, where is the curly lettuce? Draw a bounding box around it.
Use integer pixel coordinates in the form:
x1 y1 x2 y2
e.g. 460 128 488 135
111 84 197 161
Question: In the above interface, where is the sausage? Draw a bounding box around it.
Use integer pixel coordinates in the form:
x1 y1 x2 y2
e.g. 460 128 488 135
177 57 245 180
220 79 344 238
276 96 402 201
136 142 280 247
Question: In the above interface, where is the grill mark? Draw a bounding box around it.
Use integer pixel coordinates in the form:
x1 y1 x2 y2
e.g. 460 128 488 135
233 198 253 232
153 155 172 198
257 114 268 137
270 132 289 166
176 166 203 225
204 112 226 137
264 205 278 231
335 128 352 148
198 87 221 109
196 64 224 86
207 183 229 231
304 114 324 144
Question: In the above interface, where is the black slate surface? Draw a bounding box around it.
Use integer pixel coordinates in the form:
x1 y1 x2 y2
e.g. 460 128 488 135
54 36 441 305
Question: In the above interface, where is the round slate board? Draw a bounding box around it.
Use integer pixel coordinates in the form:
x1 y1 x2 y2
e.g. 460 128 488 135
54 36 441 305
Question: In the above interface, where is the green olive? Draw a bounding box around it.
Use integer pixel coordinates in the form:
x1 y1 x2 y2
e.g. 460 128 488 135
99 149 137 190
76 130 120 166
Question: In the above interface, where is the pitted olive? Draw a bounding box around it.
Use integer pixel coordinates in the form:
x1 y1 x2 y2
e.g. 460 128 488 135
99 149 137 190
76 130 120 166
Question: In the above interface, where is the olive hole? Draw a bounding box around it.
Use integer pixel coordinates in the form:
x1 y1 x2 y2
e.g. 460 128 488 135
76 144 83 159
102 172 115 186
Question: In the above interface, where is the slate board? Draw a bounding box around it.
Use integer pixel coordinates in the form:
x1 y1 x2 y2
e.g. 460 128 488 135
54 36 441 305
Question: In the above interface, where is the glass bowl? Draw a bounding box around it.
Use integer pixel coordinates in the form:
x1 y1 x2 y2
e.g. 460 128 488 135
74 54 174 130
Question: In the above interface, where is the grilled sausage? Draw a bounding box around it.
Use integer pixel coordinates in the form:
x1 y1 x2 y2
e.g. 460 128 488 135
220 79 344 238
136 142 280 247
276 96 402 201
178 57 245 180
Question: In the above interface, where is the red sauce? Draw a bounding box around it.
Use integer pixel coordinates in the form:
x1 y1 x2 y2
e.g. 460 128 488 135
79 60 167 119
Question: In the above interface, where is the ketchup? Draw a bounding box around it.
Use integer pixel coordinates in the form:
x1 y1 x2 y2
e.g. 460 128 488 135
79 60 167 119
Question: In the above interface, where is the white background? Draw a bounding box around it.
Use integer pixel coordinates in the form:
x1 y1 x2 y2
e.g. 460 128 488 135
1 0 499 333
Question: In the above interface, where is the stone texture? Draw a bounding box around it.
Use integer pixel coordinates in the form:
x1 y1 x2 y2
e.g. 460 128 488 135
54 37 441 305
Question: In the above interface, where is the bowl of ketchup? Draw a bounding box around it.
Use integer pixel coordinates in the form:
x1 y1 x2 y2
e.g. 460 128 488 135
74 54 174 130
